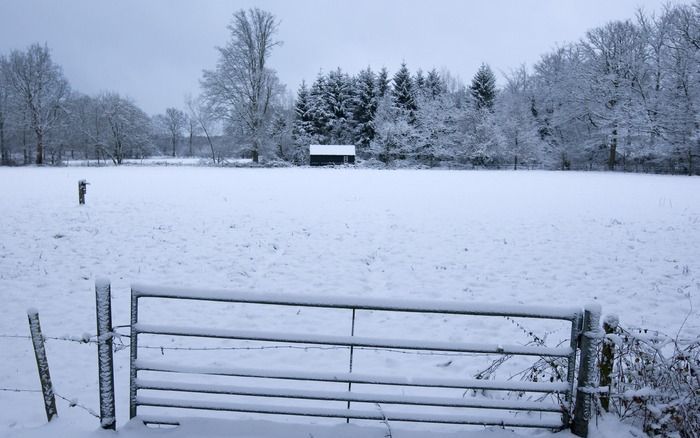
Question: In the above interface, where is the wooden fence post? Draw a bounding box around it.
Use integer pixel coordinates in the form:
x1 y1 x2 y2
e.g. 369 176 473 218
95 279 116 430
599 314 618 412
572 305 601 437
27 310 58 422
78 180 87 205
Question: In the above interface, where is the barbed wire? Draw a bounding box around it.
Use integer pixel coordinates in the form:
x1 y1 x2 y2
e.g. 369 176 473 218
0 334 95 344
0 388 99 418
3 327 564 359
4 316 575 360
53 393 99 418
0 387 41 393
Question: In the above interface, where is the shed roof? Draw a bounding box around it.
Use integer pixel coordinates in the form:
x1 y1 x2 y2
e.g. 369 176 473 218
309 145 356 156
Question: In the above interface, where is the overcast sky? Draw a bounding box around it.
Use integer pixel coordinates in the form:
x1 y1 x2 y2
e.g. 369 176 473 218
0 0 688 115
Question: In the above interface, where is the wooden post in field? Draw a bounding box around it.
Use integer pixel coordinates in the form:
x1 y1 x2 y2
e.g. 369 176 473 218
572 305 601 437
95 279 116 430
27 310 58 422
78 180 88 205
599 315 618 412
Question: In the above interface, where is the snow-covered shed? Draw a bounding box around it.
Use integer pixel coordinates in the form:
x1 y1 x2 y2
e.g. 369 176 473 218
309 145 356 166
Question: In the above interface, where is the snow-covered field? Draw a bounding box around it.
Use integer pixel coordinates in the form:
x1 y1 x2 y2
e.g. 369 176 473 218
1 167 698 438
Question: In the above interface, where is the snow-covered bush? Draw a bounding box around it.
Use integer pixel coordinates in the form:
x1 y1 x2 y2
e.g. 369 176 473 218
602 325 700 438
473 318 699 438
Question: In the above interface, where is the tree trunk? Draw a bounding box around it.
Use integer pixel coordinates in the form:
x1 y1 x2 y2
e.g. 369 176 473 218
0 119 6 165
252 137 259 163
514 154 518 170
36 130 44 165
689 148 693 177
188 132 193 157
608 128 617 171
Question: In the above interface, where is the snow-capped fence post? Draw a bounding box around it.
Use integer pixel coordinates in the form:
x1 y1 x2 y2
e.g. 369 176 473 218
27 309 58 422
78 180 88 205
346 308 357 423
95 279 116 430
599 314 618 412
571 305 601 437
129 286 139 419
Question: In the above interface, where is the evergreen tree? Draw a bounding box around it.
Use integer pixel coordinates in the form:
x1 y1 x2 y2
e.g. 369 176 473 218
292 81 315 159
352 67 378 153
376 67 390 98
392 62 417 115
426 68 444 99
324 68 354 143
470 63 497 111
414 69 426 94
308 72 331 141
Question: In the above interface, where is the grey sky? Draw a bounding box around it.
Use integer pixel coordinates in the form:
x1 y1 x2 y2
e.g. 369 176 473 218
0 0 685 115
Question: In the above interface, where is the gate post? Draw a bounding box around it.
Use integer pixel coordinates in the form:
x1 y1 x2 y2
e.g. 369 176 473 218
572 304 601 437
599 314 618 411
95 279 116 430
27 310 58 422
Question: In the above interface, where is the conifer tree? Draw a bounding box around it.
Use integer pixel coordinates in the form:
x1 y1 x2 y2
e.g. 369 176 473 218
293 81 314 142
324 68 354 143
426 68 443 99
376 67 390 98
470 63 497 111
352 67 378 152
414 69 426 94
392 62 417 115
308 72 331 141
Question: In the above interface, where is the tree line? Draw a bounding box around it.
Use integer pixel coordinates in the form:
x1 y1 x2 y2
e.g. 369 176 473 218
288 2 700 174
0 4 698 174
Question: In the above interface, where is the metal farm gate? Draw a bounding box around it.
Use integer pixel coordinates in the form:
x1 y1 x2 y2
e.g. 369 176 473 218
100 282 600 436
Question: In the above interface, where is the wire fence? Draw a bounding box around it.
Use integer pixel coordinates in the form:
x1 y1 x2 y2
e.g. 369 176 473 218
2 327 563 357
0 317 573 427
0 387 99 419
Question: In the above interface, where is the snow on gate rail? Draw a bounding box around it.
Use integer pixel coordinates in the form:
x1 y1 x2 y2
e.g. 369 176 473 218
128 283 586 430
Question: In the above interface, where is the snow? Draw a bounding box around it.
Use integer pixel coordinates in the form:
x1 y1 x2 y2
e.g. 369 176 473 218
309 145 356 156
1 167 699 438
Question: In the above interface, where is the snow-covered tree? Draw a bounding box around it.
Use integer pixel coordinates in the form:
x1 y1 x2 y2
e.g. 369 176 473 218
324 68 354 143
497 67 543 169
370 97 418 165
376 67 390 98
470 63 497 112
291 81 315 162
201 8 282 163
0 55 12 165
425 68 444 99
2 43 69 165
352 67 378 154
185 94 219 163
97 93 153 165
392 62 417 118
155 107 187 157
308 72 332 142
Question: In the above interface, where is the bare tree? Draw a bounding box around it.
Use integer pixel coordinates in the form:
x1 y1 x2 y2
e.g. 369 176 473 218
201 8 282 163
186 94 218 163
2 44 69 165
97 93 152 165
0 55 11 165
162 107 187 157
